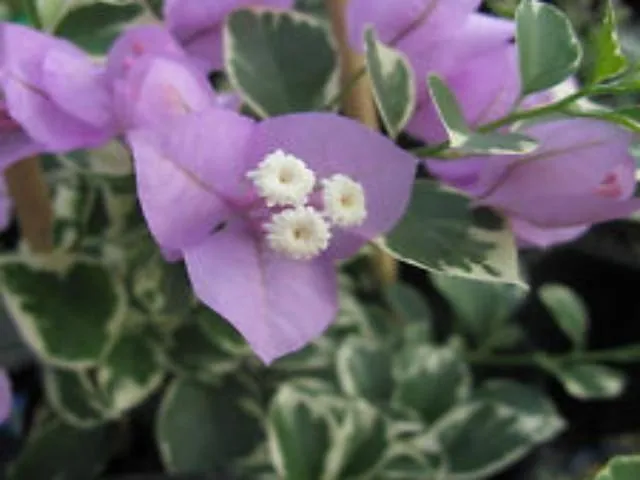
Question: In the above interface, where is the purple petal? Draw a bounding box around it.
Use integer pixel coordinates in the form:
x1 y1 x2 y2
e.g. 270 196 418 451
0 369 11 423
0 125 43 171
425 156 488 192
0 23 61 86
115 55 216 129
476 119 635 209
41 46 114 129
127 108 255 250
0 24 114 151
347 0 481 53
178 28 224 74
510 217 589 248
408 43 520 142
4 76 112 151
105 25 186 83
215 91 242 111
165 0 294 72
161 247 183 262
251 113 417 257
183 221 338 363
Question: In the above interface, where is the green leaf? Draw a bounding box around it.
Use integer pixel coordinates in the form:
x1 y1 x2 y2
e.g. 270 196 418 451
386 281 432 324
427 75 538 155
131 257 193 319
35 0 83 31
294 0 325 16
378 444 439 479
96 328 164 415
433 274 524 348
224 8 337 117
147 0 163 18
432 401 560 479
516 0 583 95
539 283 589 349
475 380 566 442
384 181 525 286
8 418 115 480
157 378 263 474
21 0 41 28
54 1 143 54
335 338 393 402
588 0 627 84
196 306 250 356
44 368 112 428
540 360 627 400
596 455 640 480
364 27 416 138
323 400 388 479
161 317 242 385
392 345 471 424
0 255 126 368
267 384 331 480
564 104 640 133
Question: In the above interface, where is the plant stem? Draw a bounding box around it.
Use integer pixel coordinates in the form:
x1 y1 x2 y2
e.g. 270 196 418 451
410 91 587 157
4 157 54 253
326 0 378 130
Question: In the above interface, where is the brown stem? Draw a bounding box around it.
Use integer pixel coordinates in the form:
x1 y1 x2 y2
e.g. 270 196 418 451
326 0 379 130
4 157 54 253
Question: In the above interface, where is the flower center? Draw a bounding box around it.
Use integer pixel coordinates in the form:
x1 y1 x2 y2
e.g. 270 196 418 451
265 206 331 260
246 149 316 207
322 174 367 227
245 150 368 260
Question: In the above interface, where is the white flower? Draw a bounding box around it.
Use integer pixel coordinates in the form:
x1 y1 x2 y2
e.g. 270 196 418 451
322 174 367 227
246 149 316 207
265 206 331 260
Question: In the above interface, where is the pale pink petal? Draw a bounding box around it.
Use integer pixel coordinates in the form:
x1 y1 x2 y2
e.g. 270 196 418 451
41 46 114 129
4 77 112 151
477 119 635 208
184 221 338 363
116 56 215 129
347 0 481 53
105 25 186 83
0 126 43 171
128 128 232 250
408 44 520 142
127 108 256 249
510 217 589 248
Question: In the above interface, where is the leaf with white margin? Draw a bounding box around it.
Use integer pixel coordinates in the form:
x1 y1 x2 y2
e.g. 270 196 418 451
427 75 538 155
0 254 126 368
516 0 583 95
384 181 526 287
224 8 338 117
44 367 113 429
96 327 165 415
267 384 333 480
322 400 387 479
365 27 416 138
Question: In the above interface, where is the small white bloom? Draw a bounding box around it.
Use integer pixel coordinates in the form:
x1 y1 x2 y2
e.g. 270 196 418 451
246 149 316 207
322 174 367 227
265 206 331 260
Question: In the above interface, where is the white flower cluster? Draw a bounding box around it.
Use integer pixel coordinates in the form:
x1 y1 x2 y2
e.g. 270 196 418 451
246 150 368 260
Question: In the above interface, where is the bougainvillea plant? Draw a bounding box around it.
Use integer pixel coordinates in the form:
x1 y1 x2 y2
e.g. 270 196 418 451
1 0 640 478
